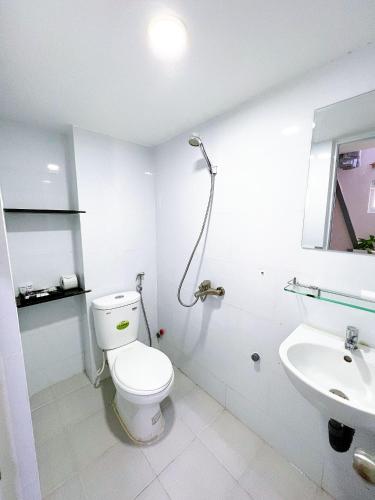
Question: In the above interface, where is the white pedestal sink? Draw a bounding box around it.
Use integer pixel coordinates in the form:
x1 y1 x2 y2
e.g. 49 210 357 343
279 324 375 432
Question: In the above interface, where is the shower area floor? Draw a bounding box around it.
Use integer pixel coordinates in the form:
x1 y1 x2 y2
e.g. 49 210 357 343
30 368 333 500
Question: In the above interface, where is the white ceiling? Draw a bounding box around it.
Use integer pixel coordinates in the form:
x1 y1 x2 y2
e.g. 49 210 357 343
1 0 375 146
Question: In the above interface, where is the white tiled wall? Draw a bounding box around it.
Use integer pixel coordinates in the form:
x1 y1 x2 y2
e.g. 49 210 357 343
18 298 85 395
0 198 41 499
72 127 158 382
0 120 75 210
5 212 80 295
154 45 375 499
0 121 85 395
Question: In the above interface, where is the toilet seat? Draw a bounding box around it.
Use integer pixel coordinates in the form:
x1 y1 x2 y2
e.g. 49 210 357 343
110 342 173 396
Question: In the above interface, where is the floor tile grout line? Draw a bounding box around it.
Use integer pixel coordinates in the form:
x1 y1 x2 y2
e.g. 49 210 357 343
157 434 254 500
34 383 117 497
176 373 224 408
34 394 113 450
30 373 92 408
133 477 171 500
193 432 277 500
31 383 92 416
140 417 196 477
37 421 81 497
77 472 90 500
155 438 206 492
63 400 114 431
41 469 79 498
31 398 56 413
68 436 126 476
51 378 95 400
195 432 249 484
58 387 113 429
195 406 226 436
182 405 225 437
48 438 148 499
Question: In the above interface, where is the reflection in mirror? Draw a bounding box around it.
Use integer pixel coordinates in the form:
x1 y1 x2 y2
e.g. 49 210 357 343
330 138 375 253
302 90 375 254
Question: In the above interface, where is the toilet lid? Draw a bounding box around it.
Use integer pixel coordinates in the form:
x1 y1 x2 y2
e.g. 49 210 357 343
113 343 173 395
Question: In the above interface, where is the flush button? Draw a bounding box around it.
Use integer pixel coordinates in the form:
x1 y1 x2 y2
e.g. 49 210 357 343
115 295 124 299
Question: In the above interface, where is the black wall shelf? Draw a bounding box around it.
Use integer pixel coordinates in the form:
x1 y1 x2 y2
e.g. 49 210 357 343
4 208 85 214
16 287 91 308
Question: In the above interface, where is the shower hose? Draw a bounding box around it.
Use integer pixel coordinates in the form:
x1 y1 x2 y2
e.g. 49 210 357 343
177 171 216 307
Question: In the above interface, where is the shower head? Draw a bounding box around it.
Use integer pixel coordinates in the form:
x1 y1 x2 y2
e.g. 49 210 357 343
189 135 202 147
188 135 215 174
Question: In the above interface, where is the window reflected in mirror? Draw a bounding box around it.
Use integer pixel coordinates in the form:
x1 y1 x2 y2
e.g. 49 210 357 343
330 138 375 253
302 89 375 254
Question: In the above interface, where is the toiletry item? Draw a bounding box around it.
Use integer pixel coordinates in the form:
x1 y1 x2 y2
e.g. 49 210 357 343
19 286 27 296
26 282 33 293
60 274 78 290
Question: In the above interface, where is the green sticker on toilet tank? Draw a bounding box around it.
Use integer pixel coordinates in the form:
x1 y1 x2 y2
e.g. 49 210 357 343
116 320 129 330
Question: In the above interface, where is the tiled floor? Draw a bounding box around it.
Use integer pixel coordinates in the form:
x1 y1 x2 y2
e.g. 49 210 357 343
30 369 334 500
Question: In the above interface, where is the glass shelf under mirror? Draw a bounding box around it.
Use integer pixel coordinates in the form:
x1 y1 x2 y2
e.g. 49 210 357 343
284 278 375 313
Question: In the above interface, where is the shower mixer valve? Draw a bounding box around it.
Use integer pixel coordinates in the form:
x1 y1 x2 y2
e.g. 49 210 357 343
194 280 225 302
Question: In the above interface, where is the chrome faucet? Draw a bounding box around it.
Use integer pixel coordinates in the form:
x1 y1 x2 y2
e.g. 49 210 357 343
345 326 359 351
194 280 225 302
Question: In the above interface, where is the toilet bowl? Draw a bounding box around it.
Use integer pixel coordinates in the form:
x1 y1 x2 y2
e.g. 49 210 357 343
107 341 174 443
92 291 174 444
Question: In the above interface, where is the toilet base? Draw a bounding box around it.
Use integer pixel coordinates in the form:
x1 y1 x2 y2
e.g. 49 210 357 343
112 392 165 444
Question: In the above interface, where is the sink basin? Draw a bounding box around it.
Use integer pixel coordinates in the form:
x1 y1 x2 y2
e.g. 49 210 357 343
279 324 375 432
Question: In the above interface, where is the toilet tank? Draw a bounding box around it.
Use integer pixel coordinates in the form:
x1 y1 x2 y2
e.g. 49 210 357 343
92 291 140 350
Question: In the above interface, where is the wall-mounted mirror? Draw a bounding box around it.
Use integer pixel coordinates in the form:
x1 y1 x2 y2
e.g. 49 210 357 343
302 90 375 254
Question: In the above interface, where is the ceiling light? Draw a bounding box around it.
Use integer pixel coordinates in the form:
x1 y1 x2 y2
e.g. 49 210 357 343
47 163 60 171
42 180 51 184
148 16 187 61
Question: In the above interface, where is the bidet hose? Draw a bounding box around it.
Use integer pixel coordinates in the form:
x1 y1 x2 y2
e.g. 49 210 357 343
136 279 152 347
177 172 216 307
94 350 106 388
140 292 152 347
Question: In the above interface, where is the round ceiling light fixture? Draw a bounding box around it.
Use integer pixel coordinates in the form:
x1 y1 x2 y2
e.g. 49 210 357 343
148 15 187 61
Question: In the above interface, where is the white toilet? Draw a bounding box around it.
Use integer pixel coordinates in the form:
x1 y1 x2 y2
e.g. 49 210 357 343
92 291 174 444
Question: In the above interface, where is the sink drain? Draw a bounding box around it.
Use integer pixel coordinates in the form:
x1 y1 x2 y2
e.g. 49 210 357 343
329 388 349 400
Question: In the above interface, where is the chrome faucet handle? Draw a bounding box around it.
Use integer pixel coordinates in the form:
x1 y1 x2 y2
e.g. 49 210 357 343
199 280 211 291
194 280 225 301
345 326 359 350
346 325 358 339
